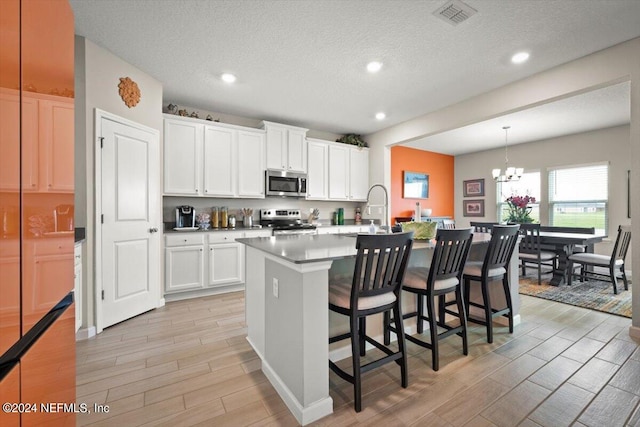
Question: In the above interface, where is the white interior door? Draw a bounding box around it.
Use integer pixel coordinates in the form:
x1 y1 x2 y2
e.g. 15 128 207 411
99 114 161 328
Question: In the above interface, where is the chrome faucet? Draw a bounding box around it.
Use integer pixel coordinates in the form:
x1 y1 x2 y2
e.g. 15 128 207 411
365 184 389 232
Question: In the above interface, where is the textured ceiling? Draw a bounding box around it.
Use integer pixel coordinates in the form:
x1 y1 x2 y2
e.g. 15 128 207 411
70 0 640 153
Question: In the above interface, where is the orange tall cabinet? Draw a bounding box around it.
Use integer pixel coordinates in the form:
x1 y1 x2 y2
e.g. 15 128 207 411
0 1 76 426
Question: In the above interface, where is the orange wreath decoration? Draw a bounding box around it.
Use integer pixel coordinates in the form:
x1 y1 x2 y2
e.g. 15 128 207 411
118 77 141 108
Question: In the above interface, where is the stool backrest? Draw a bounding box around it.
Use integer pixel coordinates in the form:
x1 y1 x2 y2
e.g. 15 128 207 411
427 228 473 292
483 225 520 274
351 232 414 305
441 219 456 229
470 221 498 233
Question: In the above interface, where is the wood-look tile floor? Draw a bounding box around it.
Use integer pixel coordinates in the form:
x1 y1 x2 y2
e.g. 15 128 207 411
76 292 640 427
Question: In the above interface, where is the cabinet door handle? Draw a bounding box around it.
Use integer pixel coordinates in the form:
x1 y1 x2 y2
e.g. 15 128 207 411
149 227 158 233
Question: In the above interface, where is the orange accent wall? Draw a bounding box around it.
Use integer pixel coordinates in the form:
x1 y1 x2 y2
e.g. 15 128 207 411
390 146 454 223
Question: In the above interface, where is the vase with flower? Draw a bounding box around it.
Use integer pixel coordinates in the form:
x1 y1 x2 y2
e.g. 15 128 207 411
505 195 536 223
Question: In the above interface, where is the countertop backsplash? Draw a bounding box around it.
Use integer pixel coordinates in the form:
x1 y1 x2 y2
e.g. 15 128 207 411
162 197 382 226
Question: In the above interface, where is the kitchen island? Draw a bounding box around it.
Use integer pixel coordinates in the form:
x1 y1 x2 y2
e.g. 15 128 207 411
237 232 520 425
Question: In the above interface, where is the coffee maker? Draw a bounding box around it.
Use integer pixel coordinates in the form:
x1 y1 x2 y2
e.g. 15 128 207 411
54 204 74 232
175 205 196 228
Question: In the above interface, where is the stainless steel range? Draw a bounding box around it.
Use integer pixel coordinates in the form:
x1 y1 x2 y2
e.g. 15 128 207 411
260 209 317 235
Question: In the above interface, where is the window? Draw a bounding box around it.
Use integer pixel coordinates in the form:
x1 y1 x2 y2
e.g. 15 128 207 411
497 171 541 222
548 163 608 234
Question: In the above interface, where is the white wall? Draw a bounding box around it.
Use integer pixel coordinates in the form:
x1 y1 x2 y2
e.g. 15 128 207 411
455 125 631 260
364 38 639 332
75 36 164 331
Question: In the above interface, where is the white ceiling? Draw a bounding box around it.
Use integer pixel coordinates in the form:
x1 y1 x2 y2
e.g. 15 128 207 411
69 0 639 154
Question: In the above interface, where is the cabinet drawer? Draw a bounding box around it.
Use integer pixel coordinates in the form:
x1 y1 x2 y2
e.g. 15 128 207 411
166 233 205 247
208 231 240 243
243 230 272 238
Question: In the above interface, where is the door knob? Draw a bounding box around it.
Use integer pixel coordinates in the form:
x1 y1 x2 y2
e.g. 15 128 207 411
149 227 158 233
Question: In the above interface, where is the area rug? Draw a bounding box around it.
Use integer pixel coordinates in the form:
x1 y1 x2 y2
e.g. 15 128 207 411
519 275 632 318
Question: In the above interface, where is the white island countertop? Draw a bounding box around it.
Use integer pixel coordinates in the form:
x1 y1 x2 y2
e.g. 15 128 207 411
237 232 491 264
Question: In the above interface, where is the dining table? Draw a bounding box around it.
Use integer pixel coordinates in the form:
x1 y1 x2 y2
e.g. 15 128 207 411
538 231 606 286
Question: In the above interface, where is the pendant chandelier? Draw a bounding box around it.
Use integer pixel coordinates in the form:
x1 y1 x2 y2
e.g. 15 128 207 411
492 126 523 182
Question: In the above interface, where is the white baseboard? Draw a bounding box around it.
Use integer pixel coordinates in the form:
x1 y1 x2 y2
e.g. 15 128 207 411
629 325 640 341
76 326 96 341
262 360 333 425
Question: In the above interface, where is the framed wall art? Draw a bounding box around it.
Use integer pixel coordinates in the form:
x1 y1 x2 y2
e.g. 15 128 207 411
463 178 485 197
463 199 485 217
403 171 429 199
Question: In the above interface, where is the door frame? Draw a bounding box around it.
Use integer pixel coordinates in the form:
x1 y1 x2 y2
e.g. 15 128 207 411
94 109 163 333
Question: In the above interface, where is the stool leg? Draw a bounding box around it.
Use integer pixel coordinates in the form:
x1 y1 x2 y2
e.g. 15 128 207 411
383 310 391 345
426 295 439 371
417 294 424 334
464 277 471 322
481 278 493 344
359 317 366 356
455 287 468 355
393 303 408 388
502 276 514 333
350 314 362 412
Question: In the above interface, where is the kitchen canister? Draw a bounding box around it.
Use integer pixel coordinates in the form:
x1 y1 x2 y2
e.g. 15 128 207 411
211 207 219 228
338 208 344 225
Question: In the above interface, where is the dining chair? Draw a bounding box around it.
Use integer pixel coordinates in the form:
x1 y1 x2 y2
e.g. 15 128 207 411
518 223 557 285
328 232 413 412
462 225 520 343
567 225 631 294
441 219 456 229
388 228 473 371
470 221 498 233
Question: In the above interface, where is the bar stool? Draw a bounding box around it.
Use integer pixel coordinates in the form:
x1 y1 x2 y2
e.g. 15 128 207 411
462 225 520 343
389 228 473 371
328 232 413 412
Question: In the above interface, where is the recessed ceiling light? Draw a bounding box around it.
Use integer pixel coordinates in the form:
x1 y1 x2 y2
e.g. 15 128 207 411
375 112 386 120
221 73 237 83
511 52 530 64
366 61 383 73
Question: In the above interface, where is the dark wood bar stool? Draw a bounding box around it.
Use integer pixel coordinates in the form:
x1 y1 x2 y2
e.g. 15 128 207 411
462 225 520 343
389 228 473 371
328 232 413 412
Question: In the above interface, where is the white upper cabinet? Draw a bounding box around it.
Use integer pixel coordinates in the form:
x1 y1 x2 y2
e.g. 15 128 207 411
163 114 265 198
237 130 265 198
348 147 369 201
0 90 72 193
308 138 369 201
306 139 328 200
164 117 203 195
328 143 349 200
203 125 236 197
262 121 308 173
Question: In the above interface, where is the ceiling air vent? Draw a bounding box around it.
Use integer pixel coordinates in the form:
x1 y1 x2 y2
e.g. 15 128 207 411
433 0 477 26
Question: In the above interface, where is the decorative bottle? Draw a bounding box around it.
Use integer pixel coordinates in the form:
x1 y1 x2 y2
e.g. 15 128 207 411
415 202 421 222
355 208 362 225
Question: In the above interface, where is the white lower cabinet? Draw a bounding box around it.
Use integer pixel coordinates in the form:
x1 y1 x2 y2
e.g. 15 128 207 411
208 232 243 287
165 229 271 297
165 234 205 293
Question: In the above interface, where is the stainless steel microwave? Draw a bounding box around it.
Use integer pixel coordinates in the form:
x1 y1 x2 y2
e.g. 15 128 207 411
265 169 307 197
